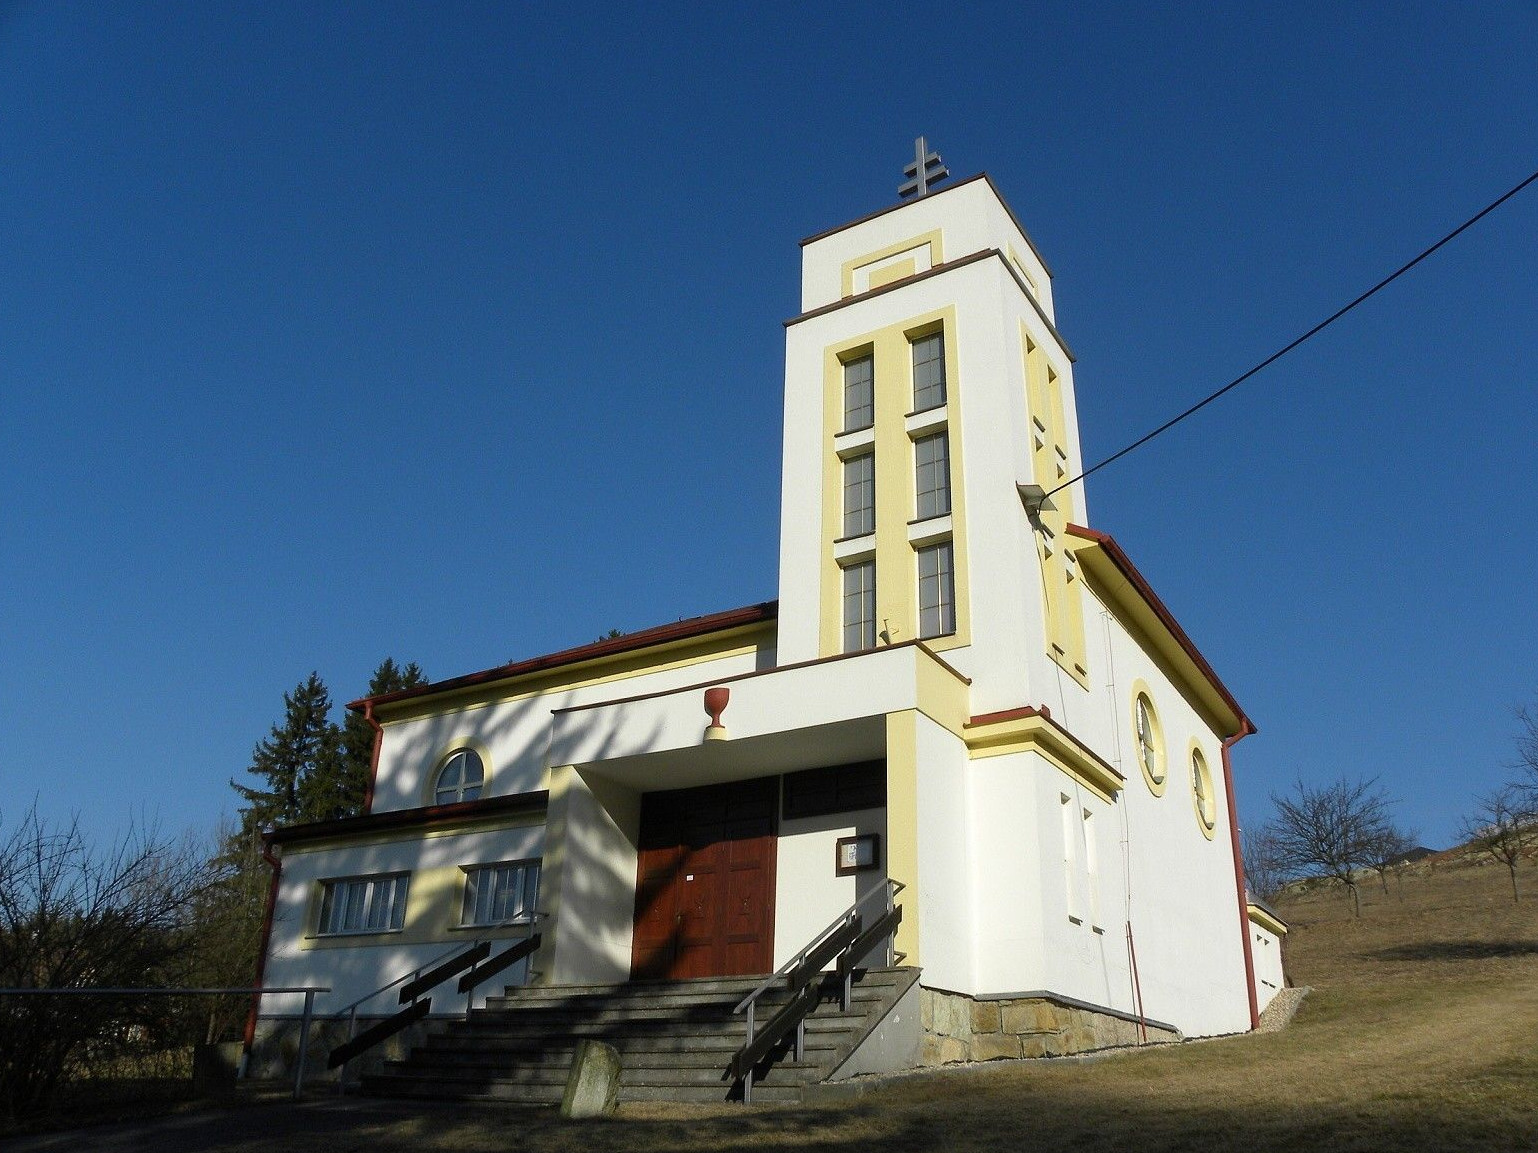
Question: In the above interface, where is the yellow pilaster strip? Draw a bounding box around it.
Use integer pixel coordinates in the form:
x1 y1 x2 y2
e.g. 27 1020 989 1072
885 710 921 967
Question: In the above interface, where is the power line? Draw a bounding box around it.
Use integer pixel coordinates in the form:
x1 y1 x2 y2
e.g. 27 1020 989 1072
1043 165 1538 500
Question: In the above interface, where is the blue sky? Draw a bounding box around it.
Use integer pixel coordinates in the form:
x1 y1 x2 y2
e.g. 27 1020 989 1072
2 2 1534 852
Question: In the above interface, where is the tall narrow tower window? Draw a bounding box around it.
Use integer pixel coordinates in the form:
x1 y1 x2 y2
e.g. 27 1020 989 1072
843 354 874 432
842 561 876 652
842 453 875 537
911 331 946 411
917 541 955 638
914 432 950 520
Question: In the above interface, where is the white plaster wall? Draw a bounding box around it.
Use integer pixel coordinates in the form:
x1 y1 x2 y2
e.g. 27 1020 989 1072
913 713 973 993
546 770 640 984
967 750 1048 993
1251 923 1286 1012
1034 763 1137 1016
368 646 764 814
799 178 1050 313
260 821 544 1017
772 806 886 971
1067 605 1253 1037
549 643 944 769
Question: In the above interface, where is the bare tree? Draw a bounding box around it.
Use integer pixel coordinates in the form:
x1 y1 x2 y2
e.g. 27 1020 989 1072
1516 700 1538 796
0 808 213 1124
1462 784 1537 903
1241 824 1290 904
1268 776 1397 916
1364 824 1421 895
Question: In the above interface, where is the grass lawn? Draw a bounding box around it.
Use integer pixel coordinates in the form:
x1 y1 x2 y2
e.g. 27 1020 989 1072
13 854 1538 1152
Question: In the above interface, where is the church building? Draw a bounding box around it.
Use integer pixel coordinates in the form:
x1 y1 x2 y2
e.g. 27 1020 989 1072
251 162 1284 1089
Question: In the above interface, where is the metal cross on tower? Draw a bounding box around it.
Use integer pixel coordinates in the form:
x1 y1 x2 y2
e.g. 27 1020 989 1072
899 137 950 199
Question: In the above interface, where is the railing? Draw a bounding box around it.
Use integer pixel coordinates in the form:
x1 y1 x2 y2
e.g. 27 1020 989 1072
326 922 544 1084
728 880 904 1103
0 985 328 1101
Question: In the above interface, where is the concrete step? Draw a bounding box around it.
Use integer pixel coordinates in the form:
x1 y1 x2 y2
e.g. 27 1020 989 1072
418 1039 855 1063
363 1071 806 1107
361 966 920 1106
376 1056 824 1088
448 1010 868 1039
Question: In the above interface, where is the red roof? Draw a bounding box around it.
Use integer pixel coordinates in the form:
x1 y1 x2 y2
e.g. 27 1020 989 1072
348 600 778 712
1066 525 1253 736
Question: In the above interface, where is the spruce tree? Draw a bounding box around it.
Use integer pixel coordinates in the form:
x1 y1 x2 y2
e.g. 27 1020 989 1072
231 672 340 834
331 658 427 819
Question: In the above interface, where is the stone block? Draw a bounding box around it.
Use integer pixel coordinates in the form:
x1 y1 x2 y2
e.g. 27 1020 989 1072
999 1002 1034 1034
919 1033 948 1066
970 1001 1001 1034
969 1032 1022 1062
920 990 935 1032
1018 1034 1051 1059
560 1039 622 1119
1035 1002 1066 1031
939 1036 970 1065
932 993 972 1039
1064 1025 1098 1053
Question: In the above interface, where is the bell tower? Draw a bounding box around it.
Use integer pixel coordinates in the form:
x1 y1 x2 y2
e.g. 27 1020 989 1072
775 161 1090 715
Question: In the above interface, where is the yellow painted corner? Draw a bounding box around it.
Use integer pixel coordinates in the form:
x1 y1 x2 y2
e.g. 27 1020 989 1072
884 710 921 967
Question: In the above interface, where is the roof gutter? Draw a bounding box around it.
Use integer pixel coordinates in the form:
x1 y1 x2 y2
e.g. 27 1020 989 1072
359 699 383 816
1222 720 1260 1031
242 836 283 1056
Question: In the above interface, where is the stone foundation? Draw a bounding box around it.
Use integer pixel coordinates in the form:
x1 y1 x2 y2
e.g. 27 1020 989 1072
918 987 1180 1064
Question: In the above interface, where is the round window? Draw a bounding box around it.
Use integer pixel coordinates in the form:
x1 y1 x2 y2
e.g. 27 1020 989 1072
1191 748 1217 834
434 749 484 806
1134 693 1165 794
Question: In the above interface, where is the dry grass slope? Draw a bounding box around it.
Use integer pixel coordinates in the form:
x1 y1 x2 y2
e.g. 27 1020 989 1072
13 854 1538 1152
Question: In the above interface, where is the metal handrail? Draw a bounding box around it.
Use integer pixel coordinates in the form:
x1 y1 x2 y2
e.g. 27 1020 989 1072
328 937 491 1092
729 879 904 1103
328 920 545 1090
328 939 485 1020
732 882 901 1015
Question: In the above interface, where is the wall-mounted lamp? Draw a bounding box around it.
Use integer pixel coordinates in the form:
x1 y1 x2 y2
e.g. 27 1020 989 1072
1017 482 1055 525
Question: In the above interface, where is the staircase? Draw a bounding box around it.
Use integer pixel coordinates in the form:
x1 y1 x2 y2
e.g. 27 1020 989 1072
360 966 919 1105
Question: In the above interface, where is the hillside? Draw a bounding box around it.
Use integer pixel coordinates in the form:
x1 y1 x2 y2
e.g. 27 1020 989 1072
10 853 1537 1152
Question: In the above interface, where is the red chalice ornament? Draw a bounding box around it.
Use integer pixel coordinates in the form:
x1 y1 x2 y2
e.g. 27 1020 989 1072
703 686 730 740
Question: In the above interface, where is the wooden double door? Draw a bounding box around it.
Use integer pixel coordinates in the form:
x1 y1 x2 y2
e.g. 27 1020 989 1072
630 778 777 980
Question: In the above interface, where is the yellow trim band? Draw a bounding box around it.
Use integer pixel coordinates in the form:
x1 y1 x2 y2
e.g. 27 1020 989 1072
840 230 944 299
1247 904 1288 936
964 712 1124 804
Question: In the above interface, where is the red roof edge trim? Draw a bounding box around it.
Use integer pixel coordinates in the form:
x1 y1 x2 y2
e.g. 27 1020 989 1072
347 600 779 712
1065 525 1253 735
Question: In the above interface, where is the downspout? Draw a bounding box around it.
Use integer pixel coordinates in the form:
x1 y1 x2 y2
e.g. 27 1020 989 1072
241 835 283 1061
359 699 383 816
1222 720 1260 1031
